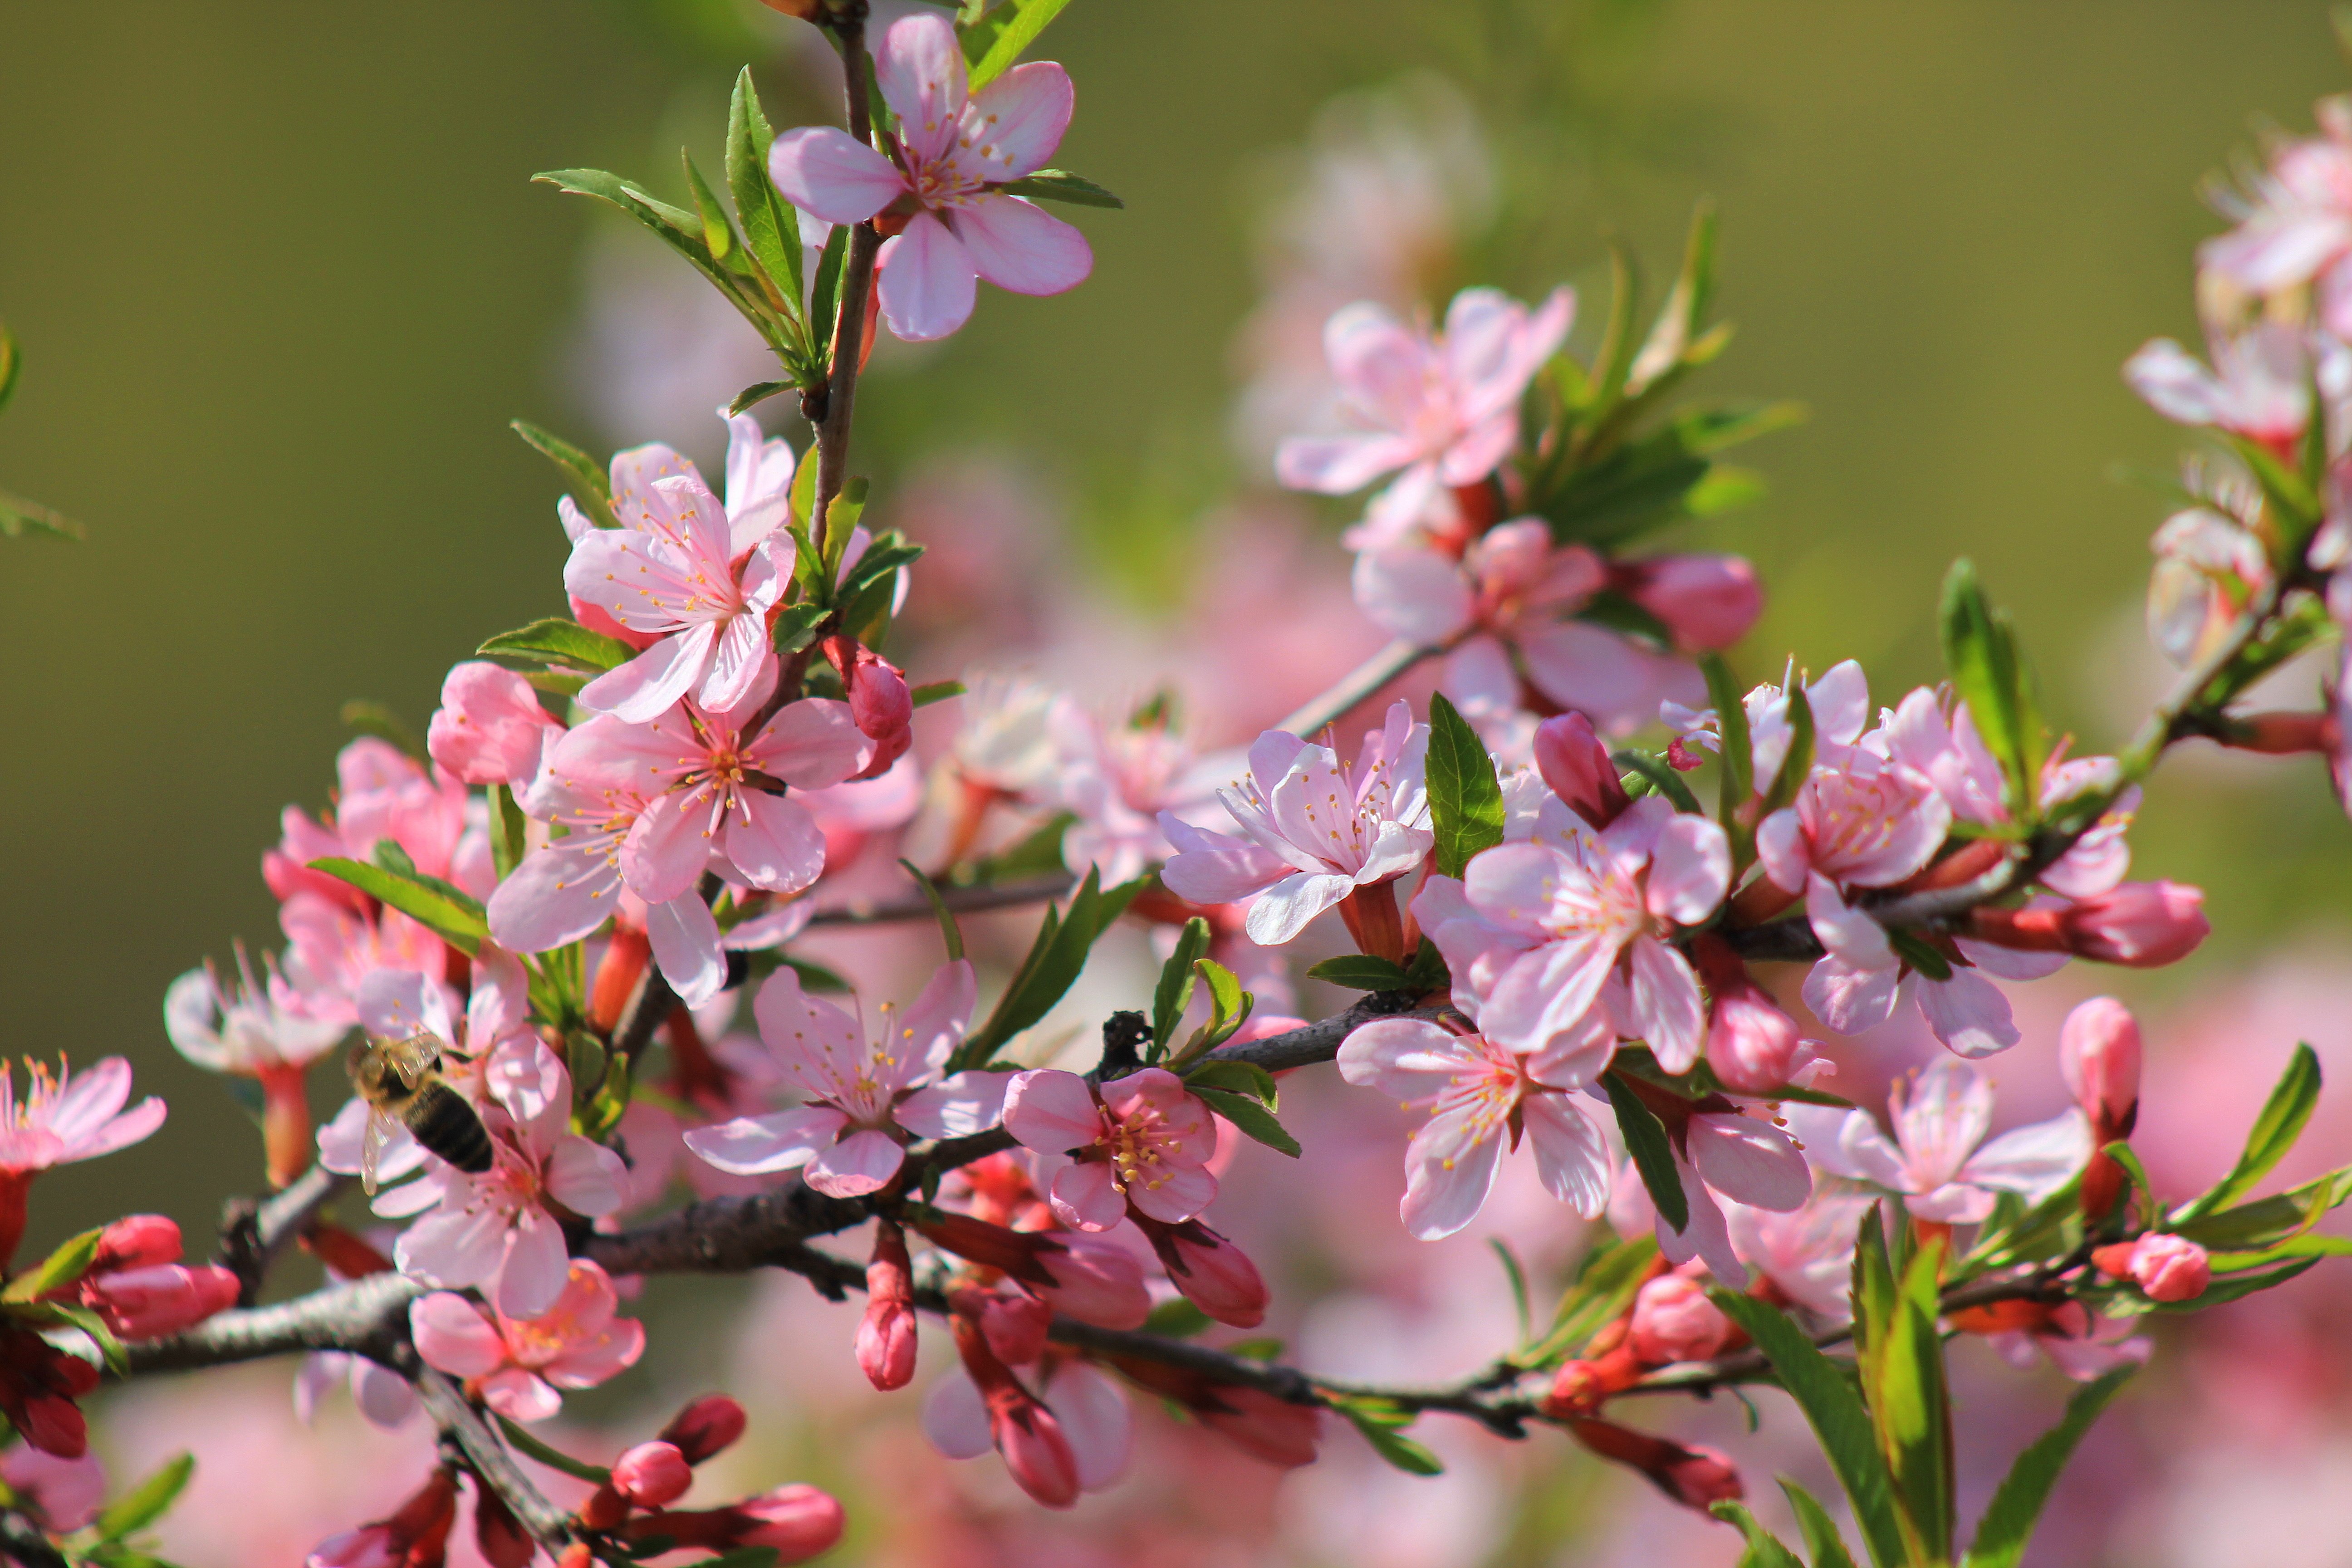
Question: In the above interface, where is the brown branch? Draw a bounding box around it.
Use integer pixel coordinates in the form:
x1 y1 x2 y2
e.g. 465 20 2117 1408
1275 639 1432 740
417 1371 574 1548
808 7 880 567
216 1160 353 1305
806 873 1078 928
126 1270 426 1375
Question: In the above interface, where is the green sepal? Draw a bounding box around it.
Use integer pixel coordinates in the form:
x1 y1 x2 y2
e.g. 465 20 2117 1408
2 1226 106 1303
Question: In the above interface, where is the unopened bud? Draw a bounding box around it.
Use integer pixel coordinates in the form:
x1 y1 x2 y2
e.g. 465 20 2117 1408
612 1441 693 1508
1614 554 1764 652
734 1484 848 1558
1134 1215 1269 1328
657 1395 748 1465
2062 882 2210 967
471 1483 535 1568
2059 997 2141 1135
91 1215 182 1274
1534 712 1631 827
1628 1274 1738 1365
857 1221 919 1390
822 635 913 779
2093 1233 2210 1303
84 1264 241 1341
977 1290 1053 1367
1568 1418 1743 1512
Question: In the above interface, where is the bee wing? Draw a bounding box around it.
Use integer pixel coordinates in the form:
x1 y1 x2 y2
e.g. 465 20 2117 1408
361 1112 388 1197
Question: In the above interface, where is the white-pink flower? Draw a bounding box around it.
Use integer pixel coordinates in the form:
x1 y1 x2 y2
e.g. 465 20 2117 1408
316 957 534 1189
2147 496 2272 666
1155 699 1431 946
1725 1191 1873 1321
683 961 1001 1197
1800 874 2046 1058
769 14 1091 342
385 1042 627 1318
1662 658 1872 792
0 1058 166 1181
1336 1013 1613 1239
165 949 349 1076
1001 1068 1220 1229
1051 706 1232 887
1274 286 1573 542
1755 743 1950 895
409 1259 645 1421
564 468 789 725
2199 94 2352 337
1782 1057 2089 1224
2124 321 2313 452
1352 519 1704 733
426 661 563 789
1422 794 1730 1069
1603 1106 1814 1287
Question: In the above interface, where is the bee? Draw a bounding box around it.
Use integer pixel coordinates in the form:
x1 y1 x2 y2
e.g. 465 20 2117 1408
349 1031 495 1194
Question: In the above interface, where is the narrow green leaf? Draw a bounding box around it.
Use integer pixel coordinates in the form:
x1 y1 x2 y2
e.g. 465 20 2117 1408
1425 693 1505 878
1192 1086 1303 1157
509 419 617 530
2172 1167 2352 1250
681 150 740 265
0 319 18 417
1710 1501 1806 1568
1490 1237 1533 1348
897 859 965 963
1886 929 1955 983
961 869 1142 1065
808 220 849 364
1304 955 1414 991
1712 1291 1909 1568
338 700 427 764
477 617 633 672
490 784 527 882
1628 200 1717 395
1142 1297 1212 1337
25 1300 127 1372
729 379 794 417
1532 1233 1659 1360
495 1412 614 1483
961 0 1075 89
1000 168 1124 207
772 601 829 656
2176 1044 2321 1221
840 530 925 598
727 68 805 314
1612 750 1705 816
1757 686 1815 818
1151 916 1212 1051
1602 1073 1687 1233
1 1226 104 1303
92 1453 196 1543
1174 957 1254 1058
1877 1238 1955 1562
307 858 487 956
1960 1367 2136 1568
1700 652 1754 809
911 680 965 707
1780 1479 1862 1568
1338 1405 1445 1475
1938 559 2043 819
1184 1058 1278 1105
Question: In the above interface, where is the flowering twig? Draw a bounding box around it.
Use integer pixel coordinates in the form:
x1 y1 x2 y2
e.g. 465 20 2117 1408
215 1159 352 1303
416 1370 574 1547
0 1512 71 1568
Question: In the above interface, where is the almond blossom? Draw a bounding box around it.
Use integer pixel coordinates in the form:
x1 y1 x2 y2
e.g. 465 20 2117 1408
1754 740 1950 895
424 661 562 788
1351 519 1708 732
1274 285 1573 544
0 1058 167 1267
2124 319 2314 454
1415 793 1731 1069
1155 699 1431 948
383 1043 627 1318
165 948 349 1186
682 961 1002 1197
1725 1191 1874 1321
1799 874 2040 1058
1662 657 1872 791
1601 1100 1815 1285
264 738 475 901
769 14 1091 342
1052 703 1233 887
2199 93 2352 336
1001 1067 1220 1229
1781 1057 2089 1224
923 1321 1130 1508
1336 1011 1614 1239
409 1259 645 1421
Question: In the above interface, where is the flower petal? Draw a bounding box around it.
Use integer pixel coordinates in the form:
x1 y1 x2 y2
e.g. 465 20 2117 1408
877 212 978 342
768 126 905 225
804 1128 907 1197
682 1107 847 1175
1003 1070 1101 1153
950 194 1092 296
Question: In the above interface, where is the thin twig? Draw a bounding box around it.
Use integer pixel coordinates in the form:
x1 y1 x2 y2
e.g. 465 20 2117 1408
216 1161 352 1304
1275 639 1431 740
418 1371 575 1547
808 7 880 566
807 873 1078 927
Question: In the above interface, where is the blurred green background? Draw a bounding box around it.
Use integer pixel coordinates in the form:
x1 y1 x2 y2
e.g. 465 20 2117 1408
0 0 2345 1260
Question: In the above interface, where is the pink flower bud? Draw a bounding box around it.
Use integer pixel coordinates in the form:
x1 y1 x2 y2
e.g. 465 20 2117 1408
733 1484 847 1560
1704 984 1803 1094
992 1397 1082 1509
425 662 561 787
1534 712 1631 828
472 1484 535 1568
857 1221 918 1391
978 1290 1053 1367
85 1264 241 1340
612 1442 693 1508
2062 882 2210 967
1156 1221 1270 1329
90 1215 182 1274
1629 1274 1737 1365
1661 1445 1746 1509
1616 554 1764 651
2095 1234 2210 1303
308 1469 458 1568
1033 1232 1152 1329
0 1447 106 1533
2059 997 2141 1132
1569 1418 1744 1512
822 635 913 779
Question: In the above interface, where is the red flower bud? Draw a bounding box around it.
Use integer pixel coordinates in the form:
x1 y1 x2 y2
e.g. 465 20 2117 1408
1569 1418 1744 1512
90 1215 181 1274
1132 1215 1269 1328
950 1311 1080 1508
658 1395 749 1465
1968 882 2209 969
2093 1234 2210 1303
471 1483 535 1568
822 634 914 779
857 1220 919 1390
1628 1274 1738 1365
612 1441 694 1508
83 1264 240 1340
733 1484 848 1558
1613 553 1764 652
1534 712 1630 828
2060 997 2142 1134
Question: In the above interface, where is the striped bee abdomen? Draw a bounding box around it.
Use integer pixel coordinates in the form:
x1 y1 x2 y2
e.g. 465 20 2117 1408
408 1083 495 1174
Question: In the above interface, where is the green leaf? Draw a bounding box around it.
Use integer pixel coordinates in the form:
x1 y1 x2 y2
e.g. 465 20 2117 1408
18 1299 128 1372
2171 1167 2352 1250
2 1226 104 1303
93 1453 196 1543
1875 1238 1955 1562
961 0 1075 89
960 868 1142 1066
1627 201 1719 396
338 700 427 764
808 220 849 365
1780 1479 1862 1568
729 379 794 417
911 680 965 707
1608 1044 1852 1108
0 488 84 539
307 858 487 956
1710 1501 1806 1568
696 1550 783 1568
1191 1086 1302 1157
2175 1044 2320 1221
1000 168 1124 208
1338 1403 1445 1475
727 68 806 317
1612 749 1705 816
2104 1140 2159 1228
0 319 18 417
1530 1233 1659 1361
771 601 829 657
681 150 741 266
1960 1367 2135 1568
1758 686 1815 818
1305 955 1414 991
1180 957 1254 1058
1184 1058 1278 1105
1939 559 2044 822
1404 937 1449 992
1711 1291 1909 1568
477 617 634 673
1964 1174 2085 1269
495 1412 613 1483
1886 929 1955 983
1490 1237 1533 1346
510 419 617 530
1602 1073 1687 1234
1425 692 1506 879
1151 917 1212 1051
1142 1297 1212 1337
963 811 1073 885
840 529 925 599
897 859 965 963
490 784 528 882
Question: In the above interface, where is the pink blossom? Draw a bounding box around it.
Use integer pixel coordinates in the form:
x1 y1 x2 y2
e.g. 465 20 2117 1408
1663 658 1872 793
683 960 1000 1196
1054 705 1231 886
923 1328 1131 1504
1131 1214 1269 1328
1612 554 1764 652
315 957 533 1190
1426 794 1730 1068
1353 519 1704 731
1703 972 1807 1093
165 950 348 1077
0 1058 165 1269
1030 1230 1153 1328
769 14 1090 341
1337 1014 1612 1239
2062 996 2142 1132
425 662 562 787
1800 873 2036 1058
1156 700 1431 946
1002 1067 1220 1229
1629 1271 1737 1364
1725 1191 1873 1321
1980 1299 2153 1382
386 1043 627 1318
2125 321 2313 452
0 1446 105 1533
2199 94 2352 336
612 1441 693 1508
2149 501 2273 665
1784 1057 2089 1223
272 894 446 1026
1756 740 1950 895
1533 710 1631 827
1274 285 1573 535
408 1259 645 1421
267 739 472 895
